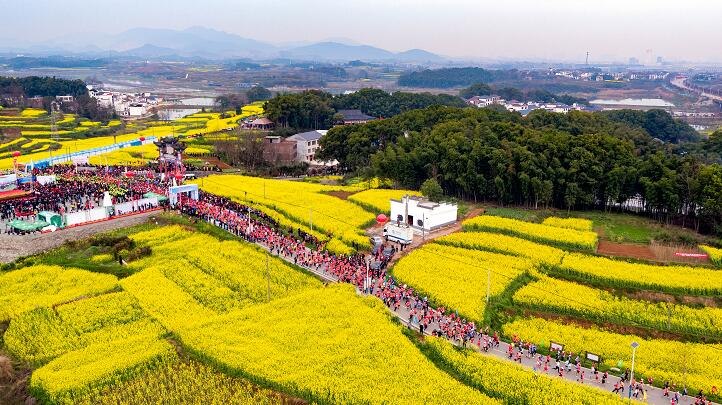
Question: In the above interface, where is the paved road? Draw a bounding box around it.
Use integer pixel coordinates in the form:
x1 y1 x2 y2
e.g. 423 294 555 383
0 210 160 263
4 207 703 404
221 220 709 405
671 77 722 103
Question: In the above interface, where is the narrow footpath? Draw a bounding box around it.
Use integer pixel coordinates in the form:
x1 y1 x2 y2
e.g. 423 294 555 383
203 217 707 405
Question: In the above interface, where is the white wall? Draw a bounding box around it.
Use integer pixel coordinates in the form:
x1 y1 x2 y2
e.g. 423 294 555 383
390 196 457 231
65 207 108 226
114 197 159 215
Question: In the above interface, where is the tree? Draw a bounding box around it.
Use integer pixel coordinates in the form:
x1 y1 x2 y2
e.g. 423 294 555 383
420 178 444 201
564 182 579 213
246 86 272 102
496 87 525 101
398 67 519 88
264 91 334 130
215 93 248 111
459 83 492 99
331 88 465 118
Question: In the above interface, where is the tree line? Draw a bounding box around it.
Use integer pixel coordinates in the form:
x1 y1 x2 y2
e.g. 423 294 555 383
459 82 588 106
263 89 467 130
0 76 89 98
398 67 520 88
317 106 722 234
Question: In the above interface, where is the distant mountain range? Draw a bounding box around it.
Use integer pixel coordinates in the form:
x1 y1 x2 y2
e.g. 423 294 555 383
0 26 445 63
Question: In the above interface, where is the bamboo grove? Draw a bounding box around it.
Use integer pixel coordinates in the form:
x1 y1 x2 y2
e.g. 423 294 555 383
318 106 722 234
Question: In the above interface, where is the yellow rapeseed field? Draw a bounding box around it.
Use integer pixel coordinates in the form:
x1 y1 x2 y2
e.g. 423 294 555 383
195 175 373 250
463 216 598 251
4 292 164 365
30 333 176 404
700 244 722 267
437 231 566 265
513 276 722 338
556 252 722 296
392 243 533 322
347 188 421 213
180 284 498 404
75 360 285 405
426 337 630 404
503 317 722 397
0 265 118 322
542 216 594 231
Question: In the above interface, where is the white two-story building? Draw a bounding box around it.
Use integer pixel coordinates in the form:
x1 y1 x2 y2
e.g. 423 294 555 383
390 195 458 232
287 130 328 165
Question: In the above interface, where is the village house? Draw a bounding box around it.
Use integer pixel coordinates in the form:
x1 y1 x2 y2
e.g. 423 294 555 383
336 109 376 125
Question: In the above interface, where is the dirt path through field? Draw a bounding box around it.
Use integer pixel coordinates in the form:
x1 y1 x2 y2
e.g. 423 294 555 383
597 240 657 260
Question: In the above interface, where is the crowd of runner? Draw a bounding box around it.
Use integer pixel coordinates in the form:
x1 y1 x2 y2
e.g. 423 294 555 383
1 167 715 404
175 191 483 344
1 167 168 233
174 188 716 405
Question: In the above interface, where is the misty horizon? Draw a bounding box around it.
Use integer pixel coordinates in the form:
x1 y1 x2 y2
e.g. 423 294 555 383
1 0 721 63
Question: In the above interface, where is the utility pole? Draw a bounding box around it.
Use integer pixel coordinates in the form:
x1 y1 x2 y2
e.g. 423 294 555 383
309 208 313 232
266 254 271 303
486 268 491 304
667 302 671 330
628 342 639 401
263 181 266 199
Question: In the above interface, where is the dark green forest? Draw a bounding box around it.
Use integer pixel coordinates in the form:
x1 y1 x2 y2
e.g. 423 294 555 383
317 106 722 234
398 67 520 88
263 89 466 129
0 76 89 98
458 82 588 106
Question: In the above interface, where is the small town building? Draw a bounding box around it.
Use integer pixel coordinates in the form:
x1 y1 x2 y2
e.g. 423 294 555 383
287 130 327 164
467 95 502 108
55 95 75 103
127 103 147 117
250 117 275 130
336 109 376 125
262 136 297 166
390 195 458 232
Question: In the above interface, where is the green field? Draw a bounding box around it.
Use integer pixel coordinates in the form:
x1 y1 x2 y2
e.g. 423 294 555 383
483 206 708 245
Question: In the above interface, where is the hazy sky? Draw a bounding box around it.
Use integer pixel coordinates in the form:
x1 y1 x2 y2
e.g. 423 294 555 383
3 0 721 62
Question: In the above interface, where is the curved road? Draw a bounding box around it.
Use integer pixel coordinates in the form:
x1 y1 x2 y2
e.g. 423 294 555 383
203 217 712 405
671 77 722 103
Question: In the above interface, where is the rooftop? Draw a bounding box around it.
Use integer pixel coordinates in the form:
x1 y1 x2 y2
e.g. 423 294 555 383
337 109 376 121
288 130 328 142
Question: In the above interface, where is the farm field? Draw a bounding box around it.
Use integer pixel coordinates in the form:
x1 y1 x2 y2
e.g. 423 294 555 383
483 206 709 246
503 317 722 397
0 213 642 404
0 103 263 169
390 214 722 401
462 215 599 251
194 174 380 253
347 188 421 213
424 337 627 405
2 197 721 403
392 243 532 323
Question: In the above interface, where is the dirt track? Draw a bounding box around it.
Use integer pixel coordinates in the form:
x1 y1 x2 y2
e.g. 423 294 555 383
597 240 657 260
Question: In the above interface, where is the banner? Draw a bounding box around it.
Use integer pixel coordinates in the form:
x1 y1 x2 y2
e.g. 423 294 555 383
71 155 89 165
65 207 108 226
674 252 708 258
0 174 17 192
113 197 159 216
36 175 56 185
